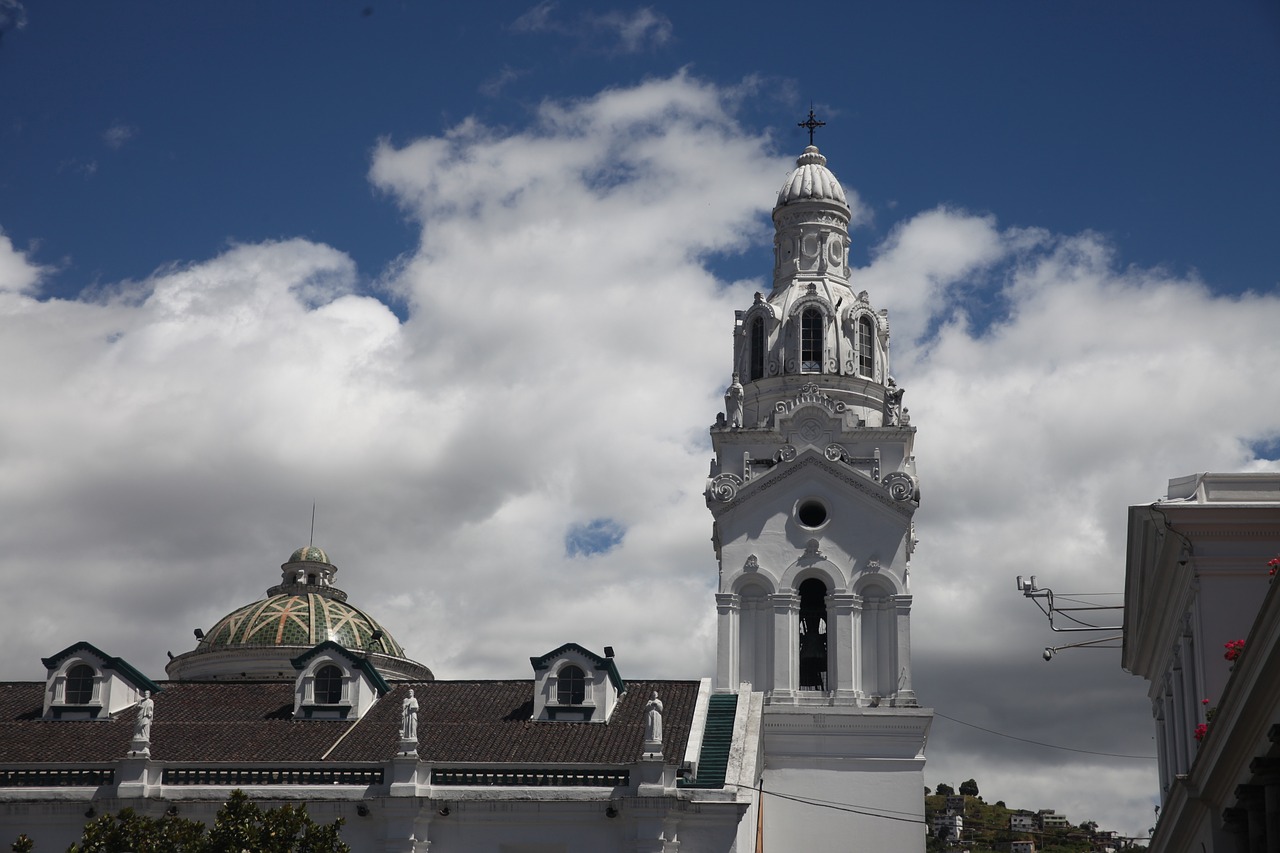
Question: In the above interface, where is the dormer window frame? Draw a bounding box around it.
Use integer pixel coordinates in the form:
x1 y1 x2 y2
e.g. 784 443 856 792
551 663 590 710
530 643 626 723
41 642 161 721
48 659 104 719
291 641 390 721
297 657 354 719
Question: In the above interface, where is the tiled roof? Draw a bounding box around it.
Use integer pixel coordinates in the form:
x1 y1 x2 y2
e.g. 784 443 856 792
0 680 698 767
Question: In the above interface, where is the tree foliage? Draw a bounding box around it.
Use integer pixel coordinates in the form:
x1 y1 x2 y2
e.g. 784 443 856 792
935 783 955 796
959 778 980 797
15 791 348 853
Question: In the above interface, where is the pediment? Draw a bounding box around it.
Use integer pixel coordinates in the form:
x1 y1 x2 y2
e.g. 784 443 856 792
707 449 916 521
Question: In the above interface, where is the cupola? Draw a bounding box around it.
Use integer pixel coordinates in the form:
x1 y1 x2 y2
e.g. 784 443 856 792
166 545 433 683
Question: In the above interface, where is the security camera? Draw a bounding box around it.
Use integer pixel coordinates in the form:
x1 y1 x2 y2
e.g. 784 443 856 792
1043 648 1054 662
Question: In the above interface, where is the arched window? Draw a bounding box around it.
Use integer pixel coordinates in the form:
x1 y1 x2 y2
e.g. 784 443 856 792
858 315 874 378
749 317 765 381
800 309 823 373
314 665 343 704
65 664 95 705
557 665 586 705
798 578 828 691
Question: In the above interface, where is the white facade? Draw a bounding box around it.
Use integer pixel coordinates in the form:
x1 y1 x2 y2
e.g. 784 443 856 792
706 145 931 852
1123 472 1280 853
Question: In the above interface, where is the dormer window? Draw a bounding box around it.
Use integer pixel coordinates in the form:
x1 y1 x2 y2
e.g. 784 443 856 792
291 641 389 721
64 664 96 705
41 642 160 721
801 309 823 372
314 665 344 705
530 643 626 723
556 665 586 705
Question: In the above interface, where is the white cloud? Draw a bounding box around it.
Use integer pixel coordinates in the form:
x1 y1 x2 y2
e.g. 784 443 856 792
0 229 45 295
2 73 1276 838
510 2 672 54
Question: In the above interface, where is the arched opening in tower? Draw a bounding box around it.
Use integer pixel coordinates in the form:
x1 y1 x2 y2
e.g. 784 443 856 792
798 578 828 691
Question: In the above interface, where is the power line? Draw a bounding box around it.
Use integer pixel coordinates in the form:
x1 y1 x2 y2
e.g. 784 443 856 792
934 712 1156 760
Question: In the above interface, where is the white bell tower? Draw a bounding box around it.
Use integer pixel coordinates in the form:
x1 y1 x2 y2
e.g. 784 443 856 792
706 139 932 850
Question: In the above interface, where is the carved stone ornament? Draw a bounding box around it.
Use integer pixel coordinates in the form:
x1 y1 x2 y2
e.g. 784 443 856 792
777 444 798 463
803 539 825 560
707 473 744 503
744 555 760 572
824 444 845 462
883 471 919 503
776 383 846 419
865 559 881 572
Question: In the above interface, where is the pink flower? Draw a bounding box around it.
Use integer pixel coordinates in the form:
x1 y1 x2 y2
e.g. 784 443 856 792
1194 723 1208 742
1269 556 1280 576
1225 639 1246 662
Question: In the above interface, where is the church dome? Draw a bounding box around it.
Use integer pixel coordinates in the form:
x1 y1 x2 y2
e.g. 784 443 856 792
202 593 407 656
776 145 848 208
166 543 433 682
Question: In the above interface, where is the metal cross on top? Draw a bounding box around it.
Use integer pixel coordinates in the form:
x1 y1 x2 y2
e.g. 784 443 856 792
798 108 826 145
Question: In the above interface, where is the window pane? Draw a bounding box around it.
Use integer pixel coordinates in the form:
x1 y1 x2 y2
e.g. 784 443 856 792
858 316 874 377
65 665 95 705
315 665 343 704
801 309 823 372
557 665 586 705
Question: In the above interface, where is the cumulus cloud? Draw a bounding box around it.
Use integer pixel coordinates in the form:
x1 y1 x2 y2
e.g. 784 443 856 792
0 229 45 295
511 2 672 54
1 73 1276 837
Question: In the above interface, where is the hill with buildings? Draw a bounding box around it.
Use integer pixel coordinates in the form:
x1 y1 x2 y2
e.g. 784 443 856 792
925 785 1140 852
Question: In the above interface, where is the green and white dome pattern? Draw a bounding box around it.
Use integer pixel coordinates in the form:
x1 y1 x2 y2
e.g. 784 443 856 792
202 593 406 656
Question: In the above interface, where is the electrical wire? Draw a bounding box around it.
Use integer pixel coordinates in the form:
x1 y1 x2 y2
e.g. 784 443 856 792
728 783 926 824
728 782 1151 842
933 711 1156 760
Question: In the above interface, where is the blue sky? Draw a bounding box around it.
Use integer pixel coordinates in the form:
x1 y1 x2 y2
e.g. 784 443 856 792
4 2 1277 300
2 1 1279 840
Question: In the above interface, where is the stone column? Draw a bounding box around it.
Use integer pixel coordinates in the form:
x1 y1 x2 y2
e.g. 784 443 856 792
770 592 799 701
715 593 739 693
893 594 916 706
830 593 858 701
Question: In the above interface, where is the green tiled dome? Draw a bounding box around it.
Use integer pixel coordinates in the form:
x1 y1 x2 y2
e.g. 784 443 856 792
289 545 330 564
202 593 406 656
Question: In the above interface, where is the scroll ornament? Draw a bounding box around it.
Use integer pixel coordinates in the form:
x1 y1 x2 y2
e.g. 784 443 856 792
883 471 919 503
707 472 744 503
